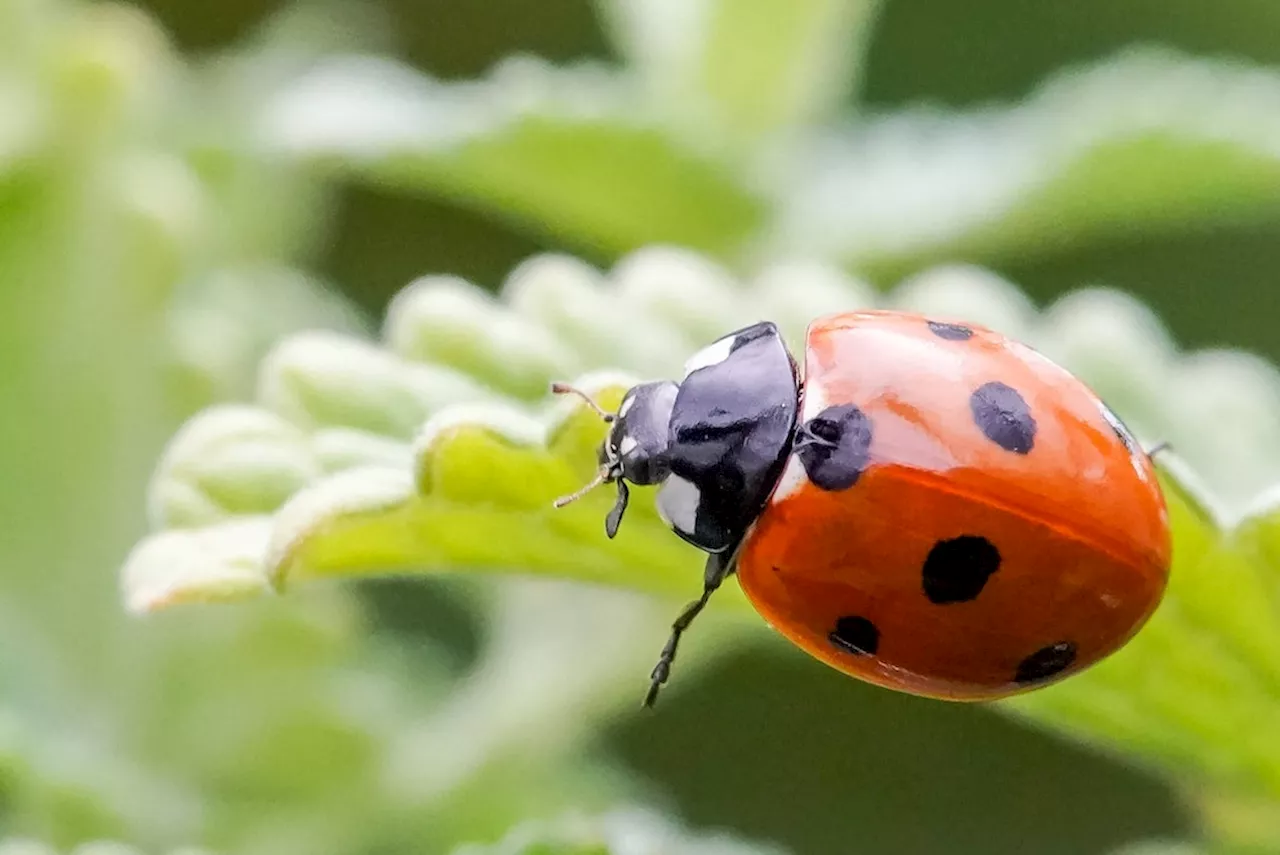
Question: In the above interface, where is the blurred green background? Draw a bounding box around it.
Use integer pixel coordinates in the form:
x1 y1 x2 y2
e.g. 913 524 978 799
6 0 1280 852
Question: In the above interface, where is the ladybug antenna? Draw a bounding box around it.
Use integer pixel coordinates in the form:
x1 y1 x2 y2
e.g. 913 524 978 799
644 549 735 708
551 382 615 423
552 469 608 508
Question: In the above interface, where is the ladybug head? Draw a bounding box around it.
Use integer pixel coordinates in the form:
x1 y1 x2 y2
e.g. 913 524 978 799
552 321 799 550
551 379 678 538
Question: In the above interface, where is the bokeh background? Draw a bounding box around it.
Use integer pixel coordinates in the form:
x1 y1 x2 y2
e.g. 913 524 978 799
6 0 1280 852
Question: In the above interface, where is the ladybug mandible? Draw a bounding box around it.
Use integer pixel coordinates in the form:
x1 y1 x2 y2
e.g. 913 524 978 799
553 311 1171 707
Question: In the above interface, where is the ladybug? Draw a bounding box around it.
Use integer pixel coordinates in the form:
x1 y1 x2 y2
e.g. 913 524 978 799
552 311 1171 706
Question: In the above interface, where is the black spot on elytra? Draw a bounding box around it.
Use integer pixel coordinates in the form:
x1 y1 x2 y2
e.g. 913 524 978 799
1098 400 1137 453
927 320 974 341
796 404 873 491
970 381 1036 454
922 535 1001 604
829 616 879 656
1015 641 1077 684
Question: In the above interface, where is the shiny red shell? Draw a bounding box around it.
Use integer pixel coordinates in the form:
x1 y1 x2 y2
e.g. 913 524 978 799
736 311 1171 700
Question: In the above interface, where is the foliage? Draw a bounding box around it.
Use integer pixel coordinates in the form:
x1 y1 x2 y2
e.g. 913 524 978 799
126 249 1280 854
5 0 1280 852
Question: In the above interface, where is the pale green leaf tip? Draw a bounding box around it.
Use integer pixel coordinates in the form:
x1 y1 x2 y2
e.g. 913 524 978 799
412 402 548 473
264 465 415 590
258 328 492 437
147 404 316 529
121 518 273 614
261 52 643 158
386 273 582 397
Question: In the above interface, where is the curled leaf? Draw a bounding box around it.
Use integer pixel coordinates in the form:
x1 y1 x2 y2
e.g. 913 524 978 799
147 405 316 528
258 330 491 437
121 518 272 614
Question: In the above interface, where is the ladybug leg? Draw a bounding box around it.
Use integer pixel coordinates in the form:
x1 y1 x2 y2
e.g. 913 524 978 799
1145 441 1172 458
604 481 630 539
644 547 737 708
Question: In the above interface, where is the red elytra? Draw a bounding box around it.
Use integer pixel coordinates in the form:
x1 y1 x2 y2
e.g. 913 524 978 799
553 310 1171 705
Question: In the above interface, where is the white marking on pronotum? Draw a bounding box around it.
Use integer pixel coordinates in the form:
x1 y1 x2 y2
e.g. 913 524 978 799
618 393 637 418
682 334 737 378
656 474 701 534
800 381 828 422
771 456 810 502
619 435 638 457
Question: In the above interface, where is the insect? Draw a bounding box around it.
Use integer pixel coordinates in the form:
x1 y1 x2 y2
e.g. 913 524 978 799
553 310 1171 707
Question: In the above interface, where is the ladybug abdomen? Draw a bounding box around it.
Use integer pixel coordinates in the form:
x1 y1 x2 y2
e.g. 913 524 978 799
735 311 1171 699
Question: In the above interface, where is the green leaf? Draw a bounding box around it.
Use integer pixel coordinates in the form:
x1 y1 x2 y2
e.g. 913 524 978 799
385 274 581 399
767 50 1280 275
596 0 883 143
259 330 495 438
262 57 764 256
698 0 881 138
124 249 1280 849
